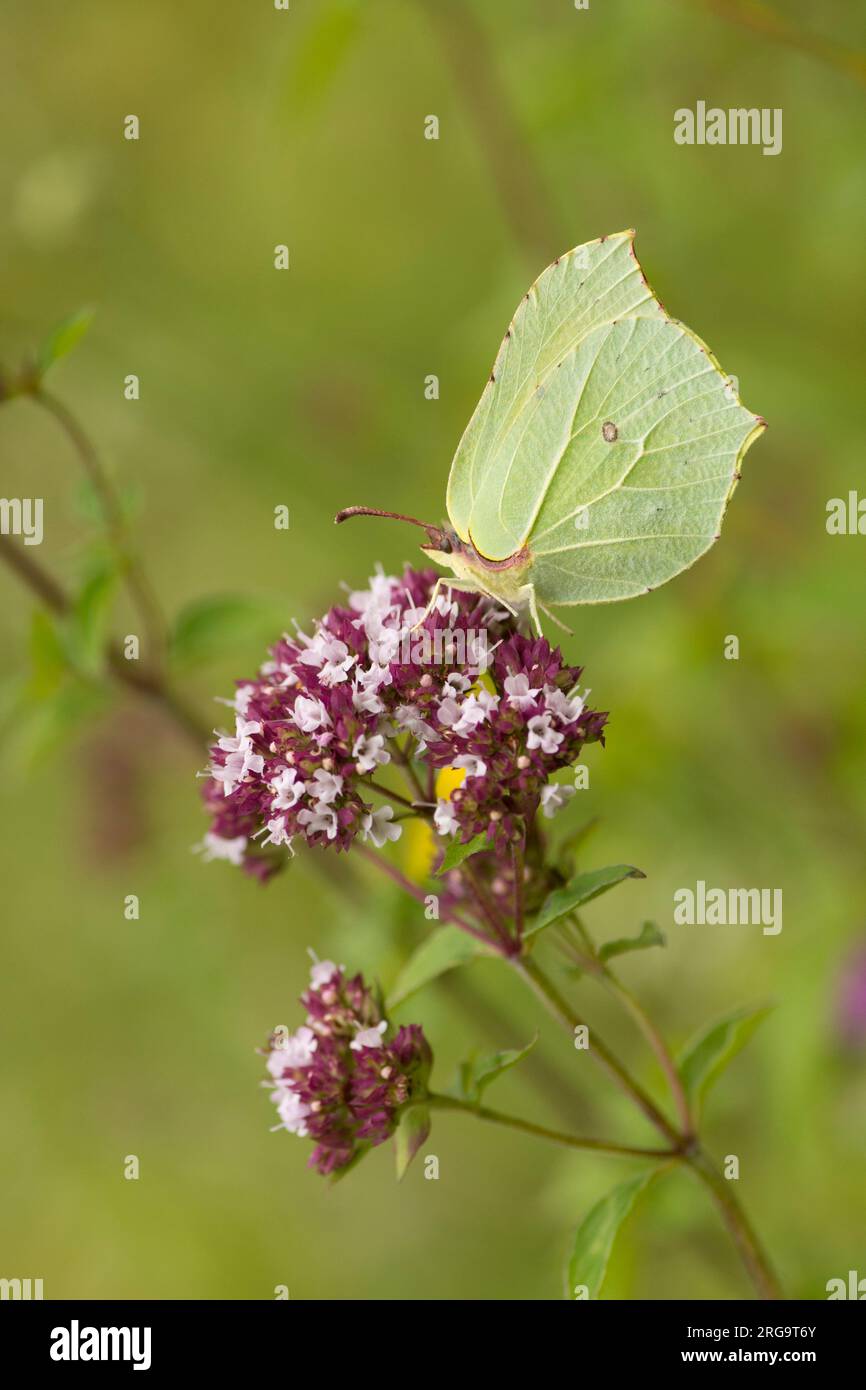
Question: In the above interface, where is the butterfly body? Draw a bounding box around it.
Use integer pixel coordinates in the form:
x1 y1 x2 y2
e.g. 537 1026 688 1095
421 533 542 627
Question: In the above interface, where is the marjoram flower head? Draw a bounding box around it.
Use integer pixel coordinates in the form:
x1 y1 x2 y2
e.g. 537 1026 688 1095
264 959 432 1176
199 565 607 880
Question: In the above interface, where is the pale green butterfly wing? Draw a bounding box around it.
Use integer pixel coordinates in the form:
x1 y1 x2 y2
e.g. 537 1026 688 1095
445 233 764 607
446 230 665 553
494 315 762 603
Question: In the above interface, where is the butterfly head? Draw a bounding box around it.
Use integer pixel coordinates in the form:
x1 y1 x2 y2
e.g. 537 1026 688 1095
334 505 535 616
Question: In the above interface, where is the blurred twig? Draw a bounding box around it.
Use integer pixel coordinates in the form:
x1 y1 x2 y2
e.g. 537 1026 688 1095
0 532 208 750
33 388 169 666
0 530 69 616
691 0 866 87
418 0 565 264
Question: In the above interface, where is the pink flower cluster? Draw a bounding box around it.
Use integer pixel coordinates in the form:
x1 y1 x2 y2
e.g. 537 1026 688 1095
200 567 606 876
264 960 431 1175
425 632 607 848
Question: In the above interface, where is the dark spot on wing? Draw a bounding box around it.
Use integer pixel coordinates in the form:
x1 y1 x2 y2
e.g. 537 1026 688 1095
602 421 618 443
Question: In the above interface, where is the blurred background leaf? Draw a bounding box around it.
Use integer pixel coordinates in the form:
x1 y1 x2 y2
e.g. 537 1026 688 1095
169 594 296 671
36 306 94 378
282 0 365 118
679 1003 774 1115
566 1169 659 1300
599 921 666 963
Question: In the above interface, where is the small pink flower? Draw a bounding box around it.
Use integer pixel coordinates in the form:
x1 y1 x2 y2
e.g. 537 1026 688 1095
504 673 540 709
360 806 401 848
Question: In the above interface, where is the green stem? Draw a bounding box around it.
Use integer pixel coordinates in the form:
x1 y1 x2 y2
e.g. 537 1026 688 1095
418 0 563 262
516 954 783 1299
516 955 681 1146
0 533 207 751
687 1146 783 1301
462 855 517 956
696 0 866 88
427 1094 676 1161
567 912 693 1136
356 843 498 951
598 966 694 1137
0 531 69 616
32 388 168 666
511 839 525 943
392 740 427 802
362 780 420 814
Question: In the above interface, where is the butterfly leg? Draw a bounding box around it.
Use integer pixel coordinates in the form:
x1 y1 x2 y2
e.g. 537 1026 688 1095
512 583 546 636
409 575 486 632
536 594 574 636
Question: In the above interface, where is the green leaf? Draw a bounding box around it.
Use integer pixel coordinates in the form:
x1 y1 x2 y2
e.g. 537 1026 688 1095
678 1004 773 1113
28 610 68 699
435 830 491 877
394 1105 430 1180
599 920 666 963
36 308 94 376
73 478 140 526
456 1035 538 1104
68 565 118 672
12 683 108 767
566 1170 657 1300
387 926 494 1009
169 594 289 669
525 864 646 941
283 0 363 117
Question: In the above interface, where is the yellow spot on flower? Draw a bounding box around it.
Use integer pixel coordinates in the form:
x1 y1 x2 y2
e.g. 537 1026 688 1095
401 766 466 883
435 766 466 800
400 669 499 883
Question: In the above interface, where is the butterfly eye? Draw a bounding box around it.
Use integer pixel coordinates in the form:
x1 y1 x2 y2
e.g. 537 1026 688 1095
438 536 453 554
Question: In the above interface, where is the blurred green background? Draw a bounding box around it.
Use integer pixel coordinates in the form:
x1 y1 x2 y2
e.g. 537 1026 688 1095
1 0 865 1300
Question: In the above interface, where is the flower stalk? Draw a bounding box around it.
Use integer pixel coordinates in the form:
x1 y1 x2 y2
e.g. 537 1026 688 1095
426 1094 679 1161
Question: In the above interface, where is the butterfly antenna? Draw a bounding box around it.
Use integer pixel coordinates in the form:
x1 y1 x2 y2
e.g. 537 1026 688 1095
334 506 447 549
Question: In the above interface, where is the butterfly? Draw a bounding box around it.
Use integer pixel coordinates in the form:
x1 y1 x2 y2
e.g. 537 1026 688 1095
336 230 765 632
